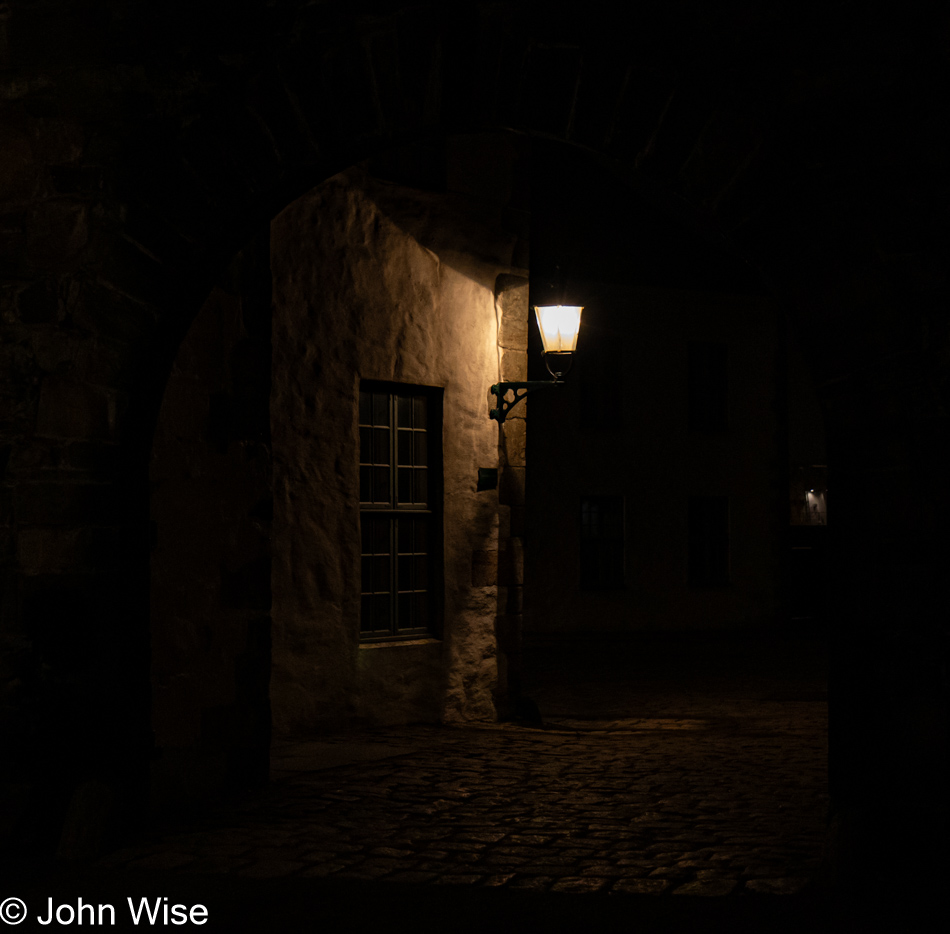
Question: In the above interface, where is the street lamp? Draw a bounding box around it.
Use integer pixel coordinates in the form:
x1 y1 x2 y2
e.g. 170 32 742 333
489 304 583 422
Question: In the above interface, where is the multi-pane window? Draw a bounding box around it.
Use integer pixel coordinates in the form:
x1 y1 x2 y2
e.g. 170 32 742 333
580 496 625 590
359 384 440 640
688 341 728 433
688 495 730 587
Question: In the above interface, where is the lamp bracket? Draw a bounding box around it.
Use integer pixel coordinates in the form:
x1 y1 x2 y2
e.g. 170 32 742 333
489 380 561 423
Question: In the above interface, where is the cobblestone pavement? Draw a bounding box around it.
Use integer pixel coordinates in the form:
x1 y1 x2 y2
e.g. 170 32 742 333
95 634 830 899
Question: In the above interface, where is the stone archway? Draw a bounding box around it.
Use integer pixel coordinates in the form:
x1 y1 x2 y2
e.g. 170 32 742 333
148 233 273 811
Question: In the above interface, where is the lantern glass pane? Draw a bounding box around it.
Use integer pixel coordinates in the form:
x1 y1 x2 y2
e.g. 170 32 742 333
534 305 583 353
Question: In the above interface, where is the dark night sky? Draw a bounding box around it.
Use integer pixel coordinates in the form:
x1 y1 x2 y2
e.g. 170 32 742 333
529 139 768 301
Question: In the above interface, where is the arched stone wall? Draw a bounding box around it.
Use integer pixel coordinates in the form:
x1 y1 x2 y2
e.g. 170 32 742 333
148 235 273 810
1 0 947 881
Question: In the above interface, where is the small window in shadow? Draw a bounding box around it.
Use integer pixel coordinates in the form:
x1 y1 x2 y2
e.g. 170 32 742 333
579 333 624 434
688 495 729 587
580 496 625 590
688 341 728 433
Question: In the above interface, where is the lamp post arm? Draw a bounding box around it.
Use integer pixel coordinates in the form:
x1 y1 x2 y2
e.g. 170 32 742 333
489 379 561 423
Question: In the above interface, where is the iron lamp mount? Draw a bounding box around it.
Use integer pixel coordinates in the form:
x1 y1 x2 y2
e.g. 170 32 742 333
488 303 583 423
489 378 561 423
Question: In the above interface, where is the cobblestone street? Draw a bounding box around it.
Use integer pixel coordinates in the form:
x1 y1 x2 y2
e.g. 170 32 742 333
106 635 828 894
9 633 866 932
103 716 828 897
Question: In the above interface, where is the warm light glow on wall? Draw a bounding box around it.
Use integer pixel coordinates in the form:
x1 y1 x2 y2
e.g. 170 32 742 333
534 305 583 353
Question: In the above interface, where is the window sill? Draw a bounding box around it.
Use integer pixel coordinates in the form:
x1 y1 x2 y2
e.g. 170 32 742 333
359 638 441 649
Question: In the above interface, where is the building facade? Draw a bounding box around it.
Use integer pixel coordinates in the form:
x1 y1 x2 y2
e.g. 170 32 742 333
526 281 783 634
149 138 531 803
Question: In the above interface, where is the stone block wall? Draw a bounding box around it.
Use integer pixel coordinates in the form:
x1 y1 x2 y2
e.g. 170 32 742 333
493 274 529 706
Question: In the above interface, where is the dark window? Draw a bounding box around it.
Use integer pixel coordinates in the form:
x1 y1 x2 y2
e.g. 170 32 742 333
688 341 728 432
359 384 441 640
580 496 625 590
688 495 729 587
579 327 624 434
